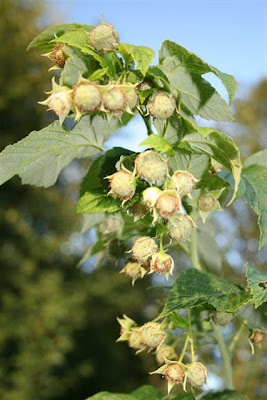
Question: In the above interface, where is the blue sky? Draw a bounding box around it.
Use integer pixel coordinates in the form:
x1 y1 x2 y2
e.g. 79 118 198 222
47 0 267 85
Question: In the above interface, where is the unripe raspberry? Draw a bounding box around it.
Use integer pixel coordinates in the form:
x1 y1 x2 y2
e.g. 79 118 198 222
168 215 195 242
212 311 234 327
156 344 177 365
103 86 125 111
156 191 181 218
141 322 166 348
130 201 150 220
89 23 119 54
186 362 208 388
198 193 216 212
108 169 136 201
143 187 162 208
151 360 185 393
73 82 101 113
150 251 174 279
250 330 265 345
39 78 72 125
120 261 147 285
122 84 138 112
128 329 146 351
135 151 168 184
117 314 137 342
147 91 176 120
138 81 152 91
131 236 158 263
98 215 124 236
50 44 66 67
171 170 197 197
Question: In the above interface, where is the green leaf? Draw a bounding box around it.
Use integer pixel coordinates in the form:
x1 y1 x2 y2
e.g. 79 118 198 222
246 263 267 308
164 394 195 400
139 134 174 156
90 67 109 81
244 149 267 168
131 385 162 400
77 147 134 214
162 268 251 316
197 221 222 272
28 23 93 51
169 149 210 180
118 43 155 76
81 213 105 233
169 312 189 329
159 40 237 104
180 131 241 204
0 115 121 188
85 393 134 400
154 115 196 146
60 46 99 87
241 165 267 249
160 57 234 122
202 390 248 400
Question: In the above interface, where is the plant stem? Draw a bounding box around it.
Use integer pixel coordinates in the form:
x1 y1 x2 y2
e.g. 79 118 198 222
190 228 202 270
178 333 190 363
142 114 153 135
212 321 234 390
188 308 195 362
229 324 245 353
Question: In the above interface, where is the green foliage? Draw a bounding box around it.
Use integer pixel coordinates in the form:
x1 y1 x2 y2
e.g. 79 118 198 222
27 23 94 51
159 40 237 104
246 263 267 308
202 390 249 399
0 116 119 187
162 269 251 315
139 134 175 156
118 43 155 76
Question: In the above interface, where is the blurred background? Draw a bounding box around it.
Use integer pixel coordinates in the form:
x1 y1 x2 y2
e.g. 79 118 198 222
0 0 266 399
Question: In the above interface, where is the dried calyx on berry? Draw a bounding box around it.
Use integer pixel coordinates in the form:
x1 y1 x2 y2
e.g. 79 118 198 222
131 236 158 263
49 44 66 67
141 322 166 349
186 362 208 388
150 251 174 280
135 150 168 184
72 78 102 120
170 170 197 198
156 344 177 365
116 314 137 342
147 91 176 120
106 167 136 203
151 360 185 394
250 330 265 345
38 77 72 125
98 214 124 237
120 261 147 285
155 190 181 218
168 214 196 242
89 22 119 54
212 311 235 327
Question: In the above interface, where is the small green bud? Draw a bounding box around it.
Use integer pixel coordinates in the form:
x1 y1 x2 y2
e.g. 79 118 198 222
73 82 102 113
171 170 197 197
131 236 158 263
186 362 208 388
135 150 168 184
147 91 176 120
98 215 124 236
103 86 125 111
117 314 137 342
89 23 119 54
141 322 166 348
212 311 234 327
107 169 136 201
120 261 147 285
198 193 217 212
168 215 195 242
156 344 177 365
